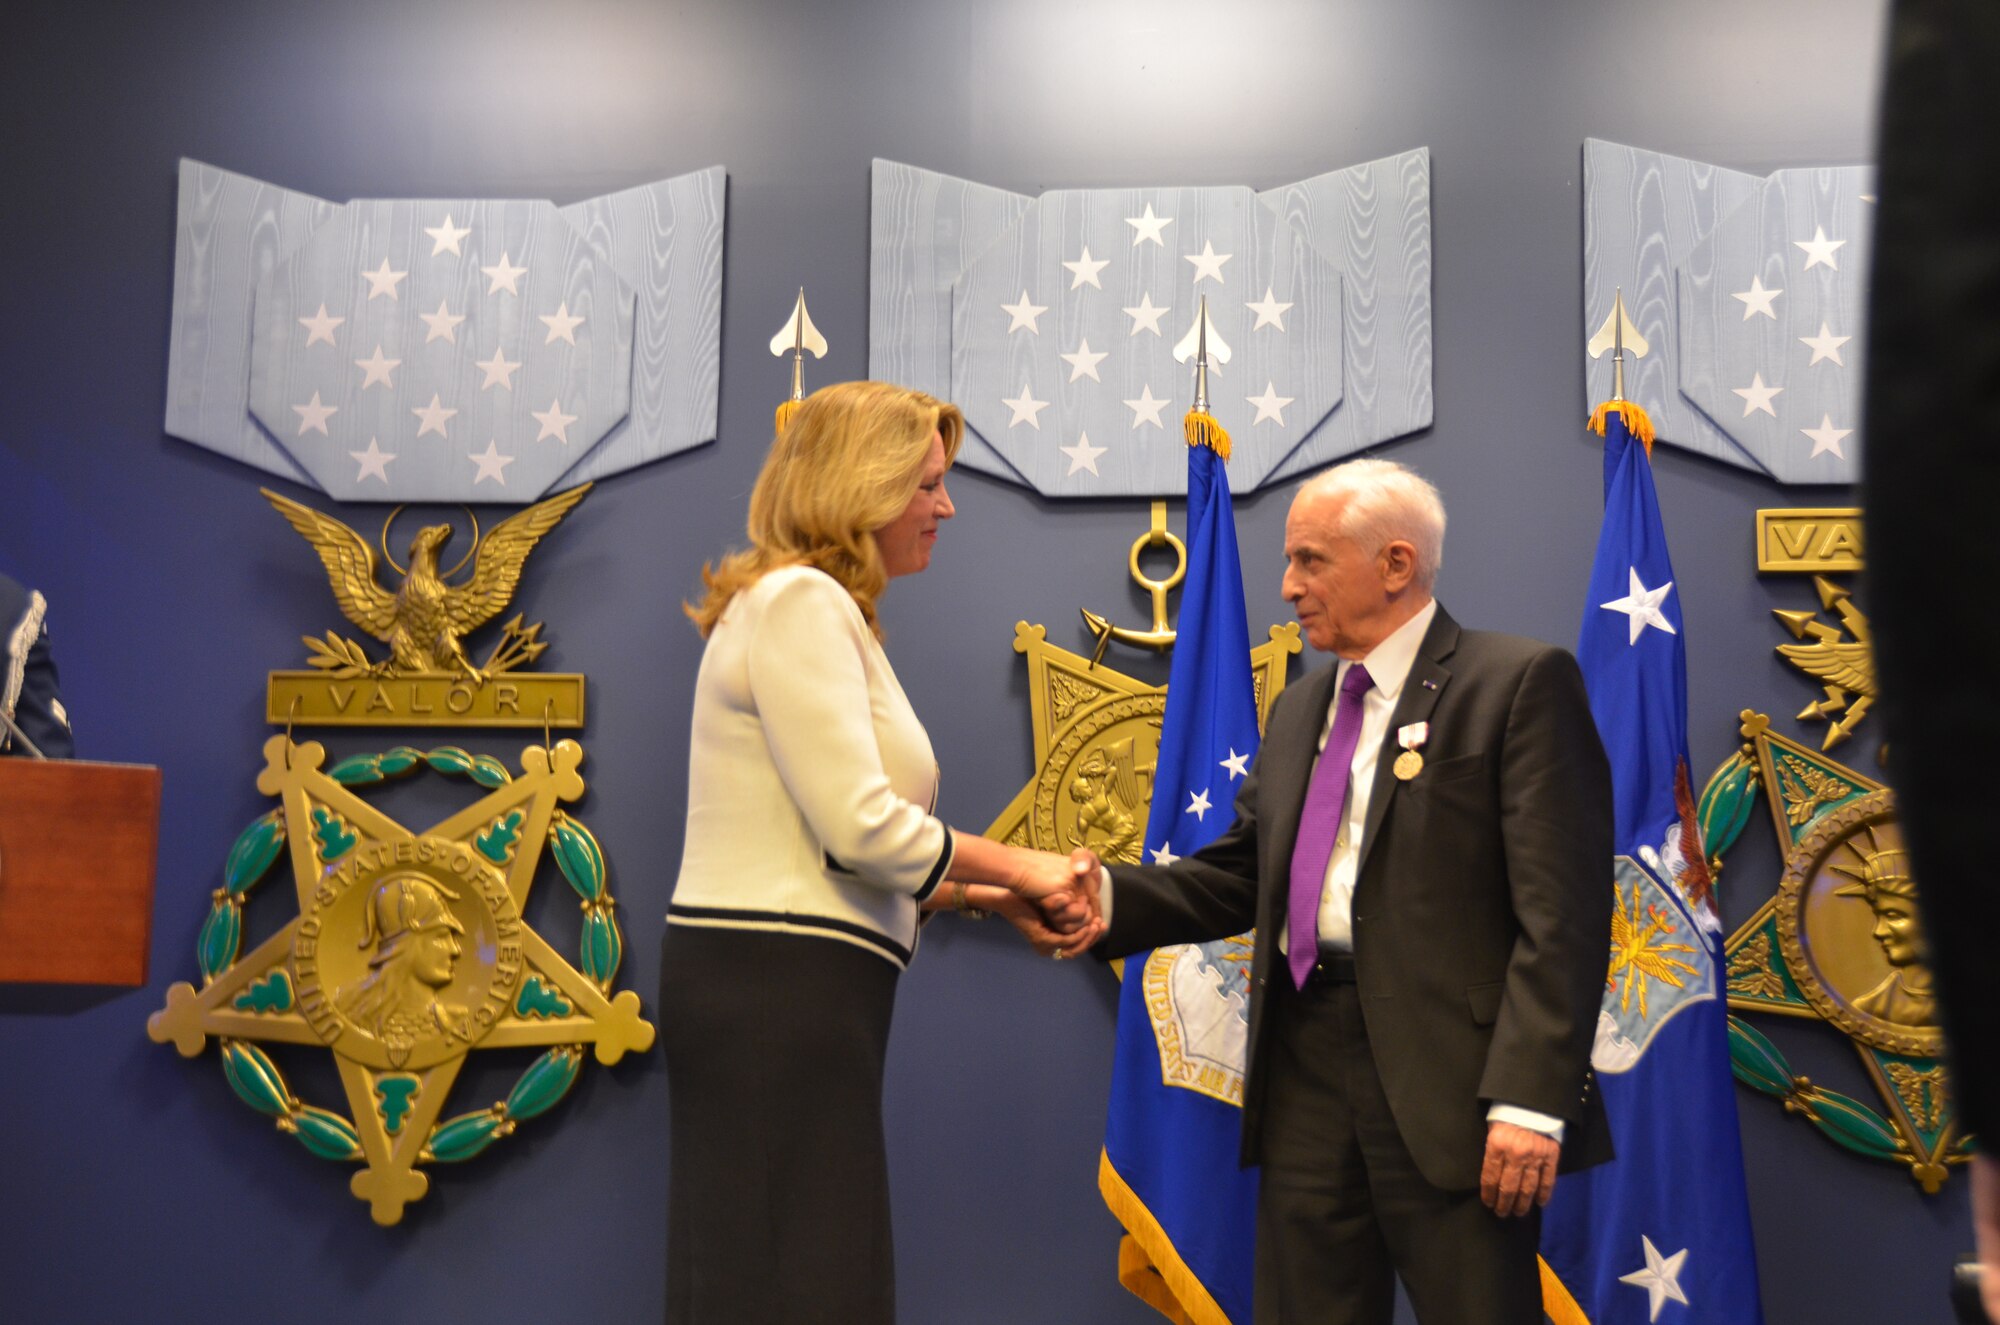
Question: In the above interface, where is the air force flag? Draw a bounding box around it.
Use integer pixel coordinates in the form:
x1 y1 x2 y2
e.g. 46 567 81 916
1099 434 1260 1324
1538 405 1764 1325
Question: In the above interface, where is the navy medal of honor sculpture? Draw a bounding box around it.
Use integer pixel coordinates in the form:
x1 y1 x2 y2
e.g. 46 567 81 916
148 486 652 1224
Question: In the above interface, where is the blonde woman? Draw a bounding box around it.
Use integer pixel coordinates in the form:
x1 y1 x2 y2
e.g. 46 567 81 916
662 381 1100 1324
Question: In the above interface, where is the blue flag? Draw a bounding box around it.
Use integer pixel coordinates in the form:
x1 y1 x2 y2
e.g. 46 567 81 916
1539 406 1763 1325
1099 435 1261 1325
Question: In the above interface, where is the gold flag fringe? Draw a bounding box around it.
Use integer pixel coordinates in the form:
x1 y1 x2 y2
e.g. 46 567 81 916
774 398 803 435
1184 411 1232 461
1587 400 1656 455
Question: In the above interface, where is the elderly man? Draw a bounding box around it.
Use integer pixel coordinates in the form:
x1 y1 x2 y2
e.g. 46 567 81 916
1085 458 1613 1325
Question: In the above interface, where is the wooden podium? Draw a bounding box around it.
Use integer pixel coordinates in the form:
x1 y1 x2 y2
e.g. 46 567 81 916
0 759 162 985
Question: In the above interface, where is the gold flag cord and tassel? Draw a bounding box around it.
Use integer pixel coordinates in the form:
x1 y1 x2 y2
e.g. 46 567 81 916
1587 398 1656 454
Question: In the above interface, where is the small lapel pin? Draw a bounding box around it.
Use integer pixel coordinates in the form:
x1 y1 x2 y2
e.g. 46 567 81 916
1421 679 1439 690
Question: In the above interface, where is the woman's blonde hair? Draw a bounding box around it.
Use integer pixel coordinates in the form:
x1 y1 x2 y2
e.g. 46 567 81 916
686 380 964 638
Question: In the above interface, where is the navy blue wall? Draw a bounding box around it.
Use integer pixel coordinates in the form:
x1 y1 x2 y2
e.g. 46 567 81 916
4 1 1962 1322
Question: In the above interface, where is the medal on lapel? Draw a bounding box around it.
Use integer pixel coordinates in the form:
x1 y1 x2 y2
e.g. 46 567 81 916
1393 721 1429 780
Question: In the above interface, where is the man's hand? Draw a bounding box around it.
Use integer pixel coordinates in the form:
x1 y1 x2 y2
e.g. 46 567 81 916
1480 1121 1559 1217
1973 1152 2000 1325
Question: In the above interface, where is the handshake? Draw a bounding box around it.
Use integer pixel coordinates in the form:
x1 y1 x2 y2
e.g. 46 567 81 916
946 845 1109 960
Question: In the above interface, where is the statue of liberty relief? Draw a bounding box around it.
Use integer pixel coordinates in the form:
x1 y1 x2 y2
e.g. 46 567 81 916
337 875 469 1062
1067 737 1154 863
1831 832 1937 1030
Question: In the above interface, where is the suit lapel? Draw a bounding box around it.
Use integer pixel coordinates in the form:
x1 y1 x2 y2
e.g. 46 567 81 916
1353 606 1459 882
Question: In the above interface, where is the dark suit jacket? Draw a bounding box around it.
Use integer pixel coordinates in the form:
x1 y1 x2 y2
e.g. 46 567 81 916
0 573 73 760
1104 604 1613 1190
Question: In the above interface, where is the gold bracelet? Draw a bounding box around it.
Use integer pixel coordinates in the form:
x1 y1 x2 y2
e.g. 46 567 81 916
952 881 990 919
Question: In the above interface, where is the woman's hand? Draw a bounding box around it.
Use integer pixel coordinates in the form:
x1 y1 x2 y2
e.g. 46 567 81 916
991 889 1105 959
1010 845 1102 912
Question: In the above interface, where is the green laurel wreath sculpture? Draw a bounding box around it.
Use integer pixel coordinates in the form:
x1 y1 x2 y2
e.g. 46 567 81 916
198 745 622 1168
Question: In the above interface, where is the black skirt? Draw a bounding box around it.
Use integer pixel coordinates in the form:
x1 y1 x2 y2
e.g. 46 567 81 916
660 923 901 1325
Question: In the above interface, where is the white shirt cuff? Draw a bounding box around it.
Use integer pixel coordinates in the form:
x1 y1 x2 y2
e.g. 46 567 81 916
1486 1103 1564 1144
1097 866 1114 929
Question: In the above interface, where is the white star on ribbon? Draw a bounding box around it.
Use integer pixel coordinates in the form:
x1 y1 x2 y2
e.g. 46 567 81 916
1801 414 1853 459
1246 287 1293 331
419 299 465 345
1002 385 1049 429
1149 842 1181 865
539 303 585 346
362 259 407 301
1127 204 1173 247
1732 373 1783 418
1063 247 1109 290
1600 567 1677 645
1186 788 1213 821
292 392 337 436
1123 384 1169 430
349 438 395 483
1799 322 1851 367
298 303 344 347
1220 749 1250 780
480 252 527 295
1184 241 1232 285
1001 290 1048 334
1124 293 1170 337
424 214 471 257
531 399 578 444
476 348 521 390
411 393 457 440
1060 431 1107 476
1793 226 1845 272
1731 276 1783 321
1247 381 1294 426
353 345 400 389
467 440 514 486
1618 1236 1691 1322
1060 338 1109 383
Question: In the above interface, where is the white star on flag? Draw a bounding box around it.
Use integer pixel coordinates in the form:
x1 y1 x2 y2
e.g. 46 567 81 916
1186 788 1213 821
1732 373 1783 418
1060 338 1109 382
349 438 395 483
1061 431 1108 476
1184 241 1232 285
1150 842 1181 865
468 440 514 485
1247 381 1294 425
1618 1236 1691 1322
1801 414 1852 459
1002 385 1049 429
424 214 472 257
531 399 578 444
362 259 407 301
1601 567 1678 645
419 299 465 344
1127 204 1173 247
539 303 585 345
1124 384 1169 429
1220 749 1250 780
411 393 457 439
1063 247 1109 289
292 391 337 436
1001 290 1048 334
1793 226 1845 271
1247 286 1293 331
476 348 521 390
1799 322 1851 366
1731 276 1782 320
353 345 400 389
480 252 527 295
1124 293 1170 336
298 303 344 347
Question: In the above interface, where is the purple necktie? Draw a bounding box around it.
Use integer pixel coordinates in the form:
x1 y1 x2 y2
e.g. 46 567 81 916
1287 663 1374 989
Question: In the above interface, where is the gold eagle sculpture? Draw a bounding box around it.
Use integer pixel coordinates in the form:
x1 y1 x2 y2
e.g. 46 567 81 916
261 484 591 682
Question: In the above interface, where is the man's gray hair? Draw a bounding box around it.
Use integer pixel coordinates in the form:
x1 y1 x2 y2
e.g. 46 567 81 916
1298 458 1446 590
